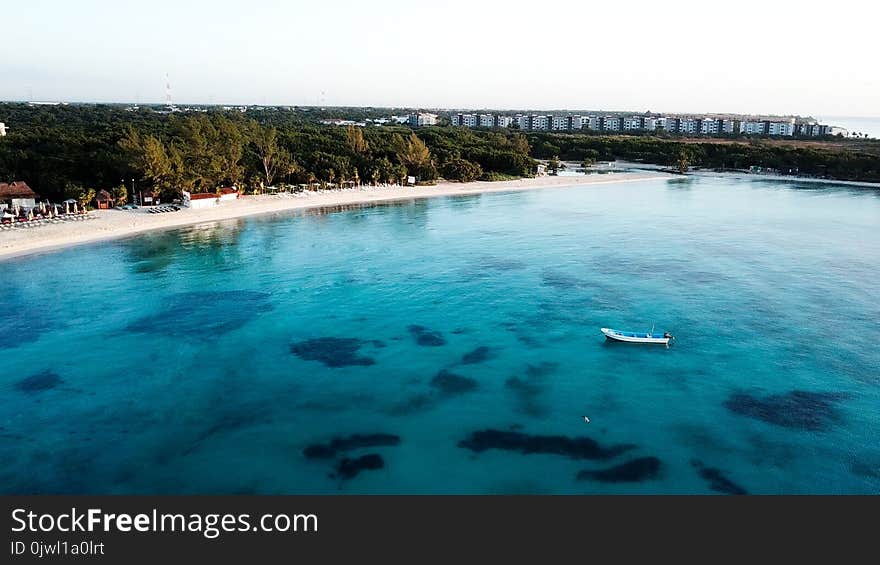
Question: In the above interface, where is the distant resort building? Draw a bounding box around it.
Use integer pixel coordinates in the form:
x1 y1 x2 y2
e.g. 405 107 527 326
408 112 438 126
0 181 38 210
450 111 846 138
0 122 7 136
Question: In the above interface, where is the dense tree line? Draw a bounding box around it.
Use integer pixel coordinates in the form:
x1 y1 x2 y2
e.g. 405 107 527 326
0 104 536 202
1 104 879 205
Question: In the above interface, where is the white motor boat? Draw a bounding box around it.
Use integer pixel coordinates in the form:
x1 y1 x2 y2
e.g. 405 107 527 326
601 327 673 345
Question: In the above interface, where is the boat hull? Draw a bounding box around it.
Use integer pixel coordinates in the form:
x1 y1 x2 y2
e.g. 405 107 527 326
601 327 670 345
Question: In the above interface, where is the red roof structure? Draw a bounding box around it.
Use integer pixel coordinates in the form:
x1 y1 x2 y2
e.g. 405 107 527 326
0 181 38 199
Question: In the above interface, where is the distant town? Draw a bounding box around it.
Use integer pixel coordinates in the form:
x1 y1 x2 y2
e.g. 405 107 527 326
324 111 850 138
0 100 857 139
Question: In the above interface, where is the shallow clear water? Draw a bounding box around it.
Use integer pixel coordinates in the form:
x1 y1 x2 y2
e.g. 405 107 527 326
1 176 879 494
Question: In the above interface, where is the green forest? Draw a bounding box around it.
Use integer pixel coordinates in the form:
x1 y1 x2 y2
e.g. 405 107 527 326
1 104 878 204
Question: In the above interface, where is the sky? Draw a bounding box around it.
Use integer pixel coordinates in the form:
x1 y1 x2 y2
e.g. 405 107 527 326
2 0 878 117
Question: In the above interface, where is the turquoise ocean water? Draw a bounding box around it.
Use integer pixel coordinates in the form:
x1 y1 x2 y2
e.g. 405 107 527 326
1 176 878 494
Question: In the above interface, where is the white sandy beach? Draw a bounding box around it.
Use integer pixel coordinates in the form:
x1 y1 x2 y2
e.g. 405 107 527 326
0 172 668 261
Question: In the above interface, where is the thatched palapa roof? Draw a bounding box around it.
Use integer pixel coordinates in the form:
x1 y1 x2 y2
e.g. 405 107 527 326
0 181 38 199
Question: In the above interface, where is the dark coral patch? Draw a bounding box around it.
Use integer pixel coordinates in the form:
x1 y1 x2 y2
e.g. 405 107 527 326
541 269 583 289
461 346 496 365
577 457 662 483
303 434 401 459
127 290 271 337
458 429 634 461
430 369 478 395
15 370 63 393
505 377 545 417
0 299 54 352
386 393 437 416
691 460 748 495
723 390 849 431
505 362 557 417
479 256 527 271
334 454 385 480
408 325 447 346
290 337 377 368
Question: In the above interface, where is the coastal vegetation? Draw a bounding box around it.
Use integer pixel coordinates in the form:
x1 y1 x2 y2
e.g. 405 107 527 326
1 103 879 204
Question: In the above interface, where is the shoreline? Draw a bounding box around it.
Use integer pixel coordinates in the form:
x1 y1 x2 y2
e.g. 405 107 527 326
611 160 880 188
0 172 668 262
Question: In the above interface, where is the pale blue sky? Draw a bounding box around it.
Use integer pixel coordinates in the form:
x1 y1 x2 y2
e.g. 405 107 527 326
2 0 877 116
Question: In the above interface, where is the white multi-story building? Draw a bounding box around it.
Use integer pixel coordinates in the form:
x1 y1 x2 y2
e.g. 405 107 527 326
0 122 6 136
449 111 838 138
461 114 478 127
531 115 550 130
679 118 699 134
623 117 643 131
740 121 766 135
496 115 514 128
408 112 438 126
700 119 720 135
602 117 621 131
478 114 496 127
767 121 795 136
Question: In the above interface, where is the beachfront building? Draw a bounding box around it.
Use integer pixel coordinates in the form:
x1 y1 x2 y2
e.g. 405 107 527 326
0 181 38 211
767 121 796 136
184 192 219 209
0 122 7 136
531 115 550 130
448 111 843 138
602 117 621 131
623 117 643 131
95 190 114 209
496 115 514 128
138 190 159 206
739 121 767 135
700 119 720 135
459 113 478 127
679 118 700 134
478 114 496 127
219 187 240 202
407 112 438 126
